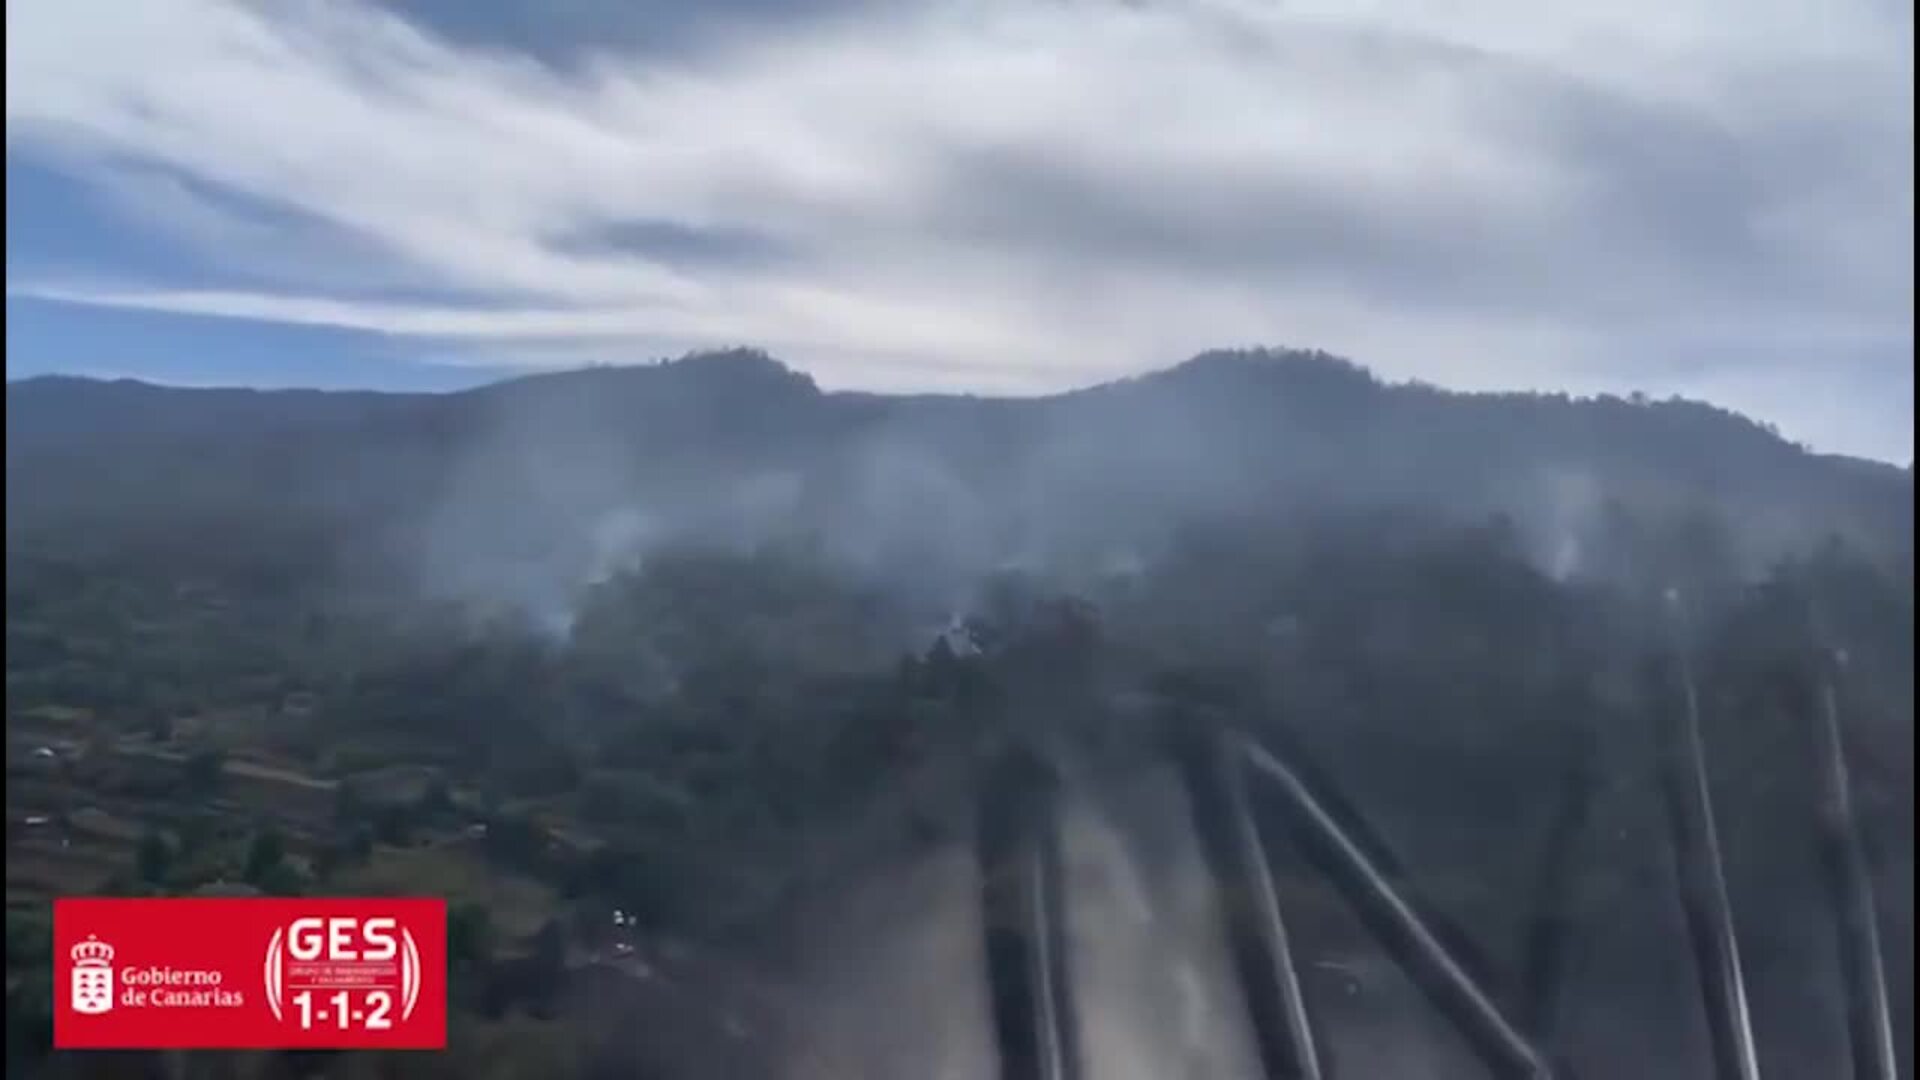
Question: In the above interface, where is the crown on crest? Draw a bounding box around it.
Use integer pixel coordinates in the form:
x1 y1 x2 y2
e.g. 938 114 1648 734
71 936 113 966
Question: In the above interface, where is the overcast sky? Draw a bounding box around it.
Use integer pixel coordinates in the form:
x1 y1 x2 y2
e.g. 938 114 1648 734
5 0 1913 460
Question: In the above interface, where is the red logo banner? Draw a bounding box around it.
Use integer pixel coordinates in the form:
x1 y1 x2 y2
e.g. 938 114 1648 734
53 897 446 1050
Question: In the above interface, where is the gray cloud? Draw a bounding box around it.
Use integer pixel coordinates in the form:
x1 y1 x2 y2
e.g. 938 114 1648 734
374 0 875 66
554 218 799 269
3 0 1911 458
925 30 1905 333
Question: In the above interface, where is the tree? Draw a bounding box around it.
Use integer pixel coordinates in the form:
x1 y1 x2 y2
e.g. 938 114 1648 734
311 842 344 884
4 912 51 969
5 965 54 1071
243 828 286 885
135 830 173 886
182 748 226 794
347 825 375 864
447 903 494 976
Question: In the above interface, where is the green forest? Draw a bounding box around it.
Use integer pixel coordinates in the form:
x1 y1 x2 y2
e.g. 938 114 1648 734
6 350 1912 1078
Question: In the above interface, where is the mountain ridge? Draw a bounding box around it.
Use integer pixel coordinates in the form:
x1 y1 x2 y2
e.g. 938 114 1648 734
8 348 1905 472
8 347 1910 617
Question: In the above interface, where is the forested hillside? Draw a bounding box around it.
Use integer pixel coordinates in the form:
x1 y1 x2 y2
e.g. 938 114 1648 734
6 349 1912 1078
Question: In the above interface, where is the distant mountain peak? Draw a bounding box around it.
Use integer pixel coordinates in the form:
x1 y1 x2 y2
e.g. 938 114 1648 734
1174 346 1374 377
1143 347 1379 392
485 347 820 404
656 347 817 391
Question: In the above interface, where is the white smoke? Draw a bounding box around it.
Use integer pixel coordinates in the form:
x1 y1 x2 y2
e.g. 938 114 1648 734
1535 465 1603 582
